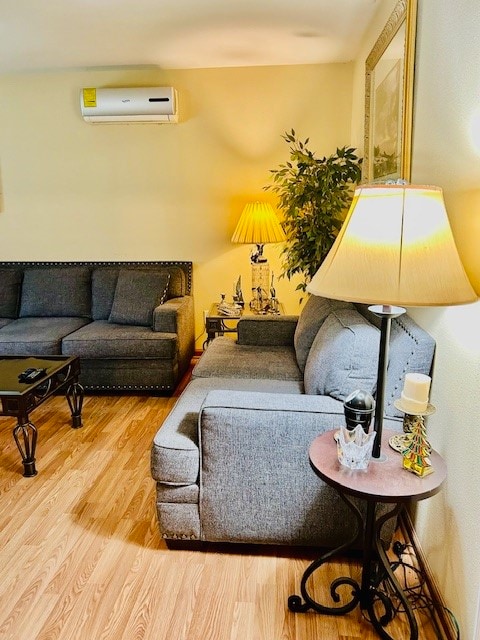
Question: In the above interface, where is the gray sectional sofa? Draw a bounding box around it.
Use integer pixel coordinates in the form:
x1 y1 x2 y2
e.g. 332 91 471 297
151 296 436 548
0 261 194 392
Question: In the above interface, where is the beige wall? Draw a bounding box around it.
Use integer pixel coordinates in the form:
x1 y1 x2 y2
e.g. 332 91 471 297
0 63 354 346
410 1 480 637
352 1 480 636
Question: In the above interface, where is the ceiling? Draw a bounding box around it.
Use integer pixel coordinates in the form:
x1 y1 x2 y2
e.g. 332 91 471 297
0 0 382 74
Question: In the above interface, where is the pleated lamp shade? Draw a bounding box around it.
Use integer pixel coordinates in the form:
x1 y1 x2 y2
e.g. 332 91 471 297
231 202 286 245
307 183 477 307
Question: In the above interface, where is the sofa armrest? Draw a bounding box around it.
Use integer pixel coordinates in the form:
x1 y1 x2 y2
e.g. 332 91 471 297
198 390 344 544
198 389 401 546
153 295 195 377
236 315 298 346
153 296 193 333
200 389 343 427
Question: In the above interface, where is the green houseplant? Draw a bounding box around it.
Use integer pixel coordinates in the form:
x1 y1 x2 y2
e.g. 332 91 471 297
264 130 362 293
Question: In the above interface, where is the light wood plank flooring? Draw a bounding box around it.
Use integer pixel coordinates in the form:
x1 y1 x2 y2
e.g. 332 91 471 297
0 388 443 639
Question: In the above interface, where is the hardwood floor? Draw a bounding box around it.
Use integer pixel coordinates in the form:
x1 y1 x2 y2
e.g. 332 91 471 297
0 386 444 639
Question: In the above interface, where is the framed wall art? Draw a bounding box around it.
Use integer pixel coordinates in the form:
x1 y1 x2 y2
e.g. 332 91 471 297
363 0 418 183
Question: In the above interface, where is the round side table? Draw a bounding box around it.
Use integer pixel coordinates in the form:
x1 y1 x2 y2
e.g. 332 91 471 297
288 428 447 640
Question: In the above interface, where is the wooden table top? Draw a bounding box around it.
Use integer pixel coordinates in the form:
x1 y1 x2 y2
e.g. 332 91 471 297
0 355 79 396
309 428 447 503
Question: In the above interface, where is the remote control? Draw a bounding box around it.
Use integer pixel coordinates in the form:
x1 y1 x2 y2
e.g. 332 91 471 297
18 367 47 383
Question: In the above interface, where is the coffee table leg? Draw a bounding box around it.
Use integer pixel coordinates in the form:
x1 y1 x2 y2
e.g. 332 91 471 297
13 419 38 477
66 381 84 429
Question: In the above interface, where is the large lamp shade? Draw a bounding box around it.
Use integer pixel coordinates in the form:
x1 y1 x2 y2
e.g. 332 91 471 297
307 182 477 460
307 184 477 306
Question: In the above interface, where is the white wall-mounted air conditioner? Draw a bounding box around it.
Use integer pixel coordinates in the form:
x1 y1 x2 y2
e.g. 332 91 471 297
80 87 178 123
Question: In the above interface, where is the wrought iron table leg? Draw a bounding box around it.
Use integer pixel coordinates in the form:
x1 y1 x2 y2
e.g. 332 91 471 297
289 496 418 639
365 503 419 640
13 419 38 477
288 491 364 614
66 381 84 429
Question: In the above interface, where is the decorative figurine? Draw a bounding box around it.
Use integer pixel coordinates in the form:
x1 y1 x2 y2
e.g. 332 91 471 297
402 414 434 477
270 272 276 301
233 276 244 307
250 244 267 264
269 273 279 313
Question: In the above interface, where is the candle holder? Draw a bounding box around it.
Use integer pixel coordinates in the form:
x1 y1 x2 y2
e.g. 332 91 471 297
389 399 436 454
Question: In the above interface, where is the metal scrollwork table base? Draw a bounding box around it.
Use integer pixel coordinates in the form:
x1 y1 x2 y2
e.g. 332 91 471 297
289 429 447 640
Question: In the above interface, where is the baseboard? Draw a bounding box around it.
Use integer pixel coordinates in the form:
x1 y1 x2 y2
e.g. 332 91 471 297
399 510 459 639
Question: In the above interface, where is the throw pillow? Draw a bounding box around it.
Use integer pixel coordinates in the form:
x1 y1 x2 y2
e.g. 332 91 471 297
294 295 353 372
304 308 380 401
91 268 119 320
108 270 170 327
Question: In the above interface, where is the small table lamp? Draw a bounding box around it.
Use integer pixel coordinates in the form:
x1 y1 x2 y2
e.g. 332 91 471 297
307 183 477 459
231 202 286 307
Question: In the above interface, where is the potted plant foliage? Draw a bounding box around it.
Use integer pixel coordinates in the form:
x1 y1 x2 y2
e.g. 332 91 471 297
264 130 362 293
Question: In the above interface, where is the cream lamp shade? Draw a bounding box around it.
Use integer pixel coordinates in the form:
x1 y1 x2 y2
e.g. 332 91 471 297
307 183 477 306
231 202 286 246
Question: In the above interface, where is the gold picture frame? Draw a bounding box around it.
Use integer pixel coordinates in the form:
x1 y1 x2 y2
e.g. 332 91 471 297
363 0 418 182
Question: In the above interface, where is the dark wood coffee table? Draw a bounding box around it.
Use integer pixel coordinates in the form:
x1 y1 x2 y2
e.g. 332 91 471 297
0 356 84 477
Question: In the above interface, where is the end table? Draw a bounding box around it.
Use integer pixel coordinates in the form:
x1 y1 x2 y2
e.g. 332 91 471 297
288 428 447 640
204 301 284 347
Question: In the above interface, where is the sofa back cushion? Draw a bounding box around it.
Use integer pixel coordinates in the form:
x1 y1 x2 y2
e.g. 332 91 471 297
19 267 91 318
0 269 22 318
304 308 380 402
294 295 353 372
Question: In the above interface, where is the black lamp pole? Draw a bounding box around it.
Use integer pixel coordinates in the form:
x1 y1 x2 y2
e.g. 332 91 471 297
369 305 406 460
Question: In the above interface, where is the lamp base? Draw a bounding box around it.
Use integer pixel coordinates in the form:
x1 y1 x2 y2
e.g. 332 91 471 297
251 261 269 292
250 261 270 312
370 451 389 463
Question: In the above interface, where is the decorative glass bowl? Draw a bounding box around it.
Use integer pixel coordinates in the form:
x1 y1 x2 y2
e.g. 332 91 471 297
336 425 376 470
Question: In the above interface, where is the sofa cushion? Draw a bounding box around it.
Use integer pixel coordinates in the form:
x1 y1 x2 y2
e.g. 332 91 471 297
108 270 170 327
294 295 353 372
62 320 177 359
304 308 380 401
19 267 91 318
0 317 90 355
0 269 22 318
192 336 303 382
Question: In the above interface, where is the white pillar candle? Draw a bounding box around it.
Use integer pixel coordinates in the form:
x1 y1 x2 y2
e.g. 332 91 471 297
401 373 431 414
